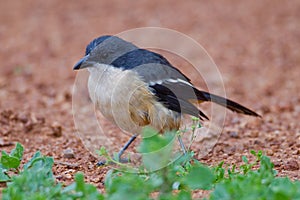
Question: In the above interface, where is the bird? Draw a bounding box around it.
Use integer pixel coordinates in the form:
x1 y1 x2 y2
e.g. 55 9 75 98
73 35 260 163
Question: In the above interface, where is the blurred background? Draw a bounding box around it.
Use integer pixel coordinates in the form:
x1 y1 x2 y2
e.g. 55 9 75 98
0 0 299 185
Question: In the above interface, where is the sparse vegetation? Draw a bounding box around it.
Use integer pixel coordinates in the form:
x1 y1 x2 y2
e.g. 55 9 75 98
1 130 300 199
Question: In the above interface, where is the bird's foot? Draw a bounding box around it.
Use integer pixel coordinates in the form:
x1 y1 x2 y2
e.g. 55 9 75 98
96 135 137 166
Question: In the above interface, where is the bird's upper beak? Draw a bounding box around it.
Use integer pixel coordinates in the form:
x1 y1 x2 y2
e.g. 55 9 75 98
73 55 89 70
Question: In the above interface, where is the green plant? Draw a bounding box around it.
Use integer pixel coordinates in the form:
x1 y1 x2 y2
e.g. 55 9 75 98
98 128 300 200
1 144 104 200
210 155 300 200
1 130 300 200
0 143 24 182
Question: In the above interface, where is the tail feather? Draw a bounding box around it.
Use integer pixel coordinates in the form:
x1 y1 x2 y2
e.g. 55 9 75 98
194 90 261 117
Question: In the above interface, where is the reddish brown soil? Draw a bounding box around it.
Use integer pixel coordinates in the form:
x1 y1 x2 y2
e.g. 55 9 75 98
1 0 299 194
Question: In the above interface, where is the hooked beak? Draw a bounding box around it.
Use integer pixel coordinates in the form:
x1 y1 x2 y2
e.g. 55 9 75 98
73 55 89 70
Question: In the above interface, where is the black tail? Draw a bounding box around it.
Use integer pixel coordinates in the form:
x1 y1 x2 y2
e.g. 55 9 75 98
194 89 261 117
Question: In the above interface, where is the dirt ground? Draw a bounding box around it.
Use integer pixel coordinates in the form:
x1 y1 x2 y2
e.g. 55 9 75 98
0 0 299 192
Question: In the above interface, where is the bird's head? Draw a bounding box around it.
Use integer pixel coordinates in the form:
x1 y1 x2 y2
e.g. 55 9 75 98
73 35 137 70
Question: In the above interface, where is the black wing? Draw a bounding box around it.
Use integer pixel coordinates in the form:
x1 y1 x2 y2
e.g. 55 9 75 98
149 82 209 120
111 48 260 119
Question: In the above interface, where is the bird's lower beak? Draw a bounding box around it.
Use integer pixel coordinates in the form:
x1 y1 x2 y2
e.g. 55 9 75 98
73 55 89 70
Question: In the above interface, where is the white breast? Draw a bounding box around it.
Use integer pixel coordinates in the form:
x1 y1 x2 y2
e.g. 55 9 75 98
88 64 147 134
87 63 181 135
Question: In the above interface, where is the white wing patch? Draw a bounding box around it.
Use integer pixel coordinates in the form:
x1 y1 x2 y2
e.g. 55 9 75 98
149 80 163 86
148 78 193 87
166 78 193 87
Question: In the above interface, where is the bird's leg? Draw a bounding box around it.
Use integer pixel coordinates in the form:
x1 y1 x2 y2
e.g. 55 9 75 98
117 134 137 162
177 134 187 154
97 134 137 166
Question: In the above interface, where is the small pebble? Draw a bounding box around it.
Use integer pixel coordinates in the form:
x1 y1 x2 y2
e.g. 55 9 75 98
63 148 75 158
18 113 28 123
89 164 95 169
253 140 261 145
65 174 72 179
273 160 282 167
284 160 299 171
51 122 62 137
24 121 34 132
55 175 63 180
250 130 259 138
91 177 101 183
266 149 274 156
229 131 239 138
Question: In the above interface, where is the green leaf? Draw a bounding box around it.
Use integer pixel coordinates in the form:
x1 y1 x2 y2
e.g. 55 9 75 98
242 155 248 164
23 151 42 170
75 172 85 191
139 128 176 153
138 129 177 171
105 170 152 200
182 164 215 190
257 150 263 160
141 126 160 138
10 143 24 160
176 190 192 200
62 172 104 199
0 169 10 182
97 146 108 157
250 149 256 156
191 116 200 121
2 152 60 200
209 151 300 200
0 151 20 169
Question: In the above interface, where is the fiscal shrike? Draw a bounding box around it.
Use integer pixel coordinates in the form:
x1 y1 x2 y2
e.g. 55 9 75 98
73 35 260 164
